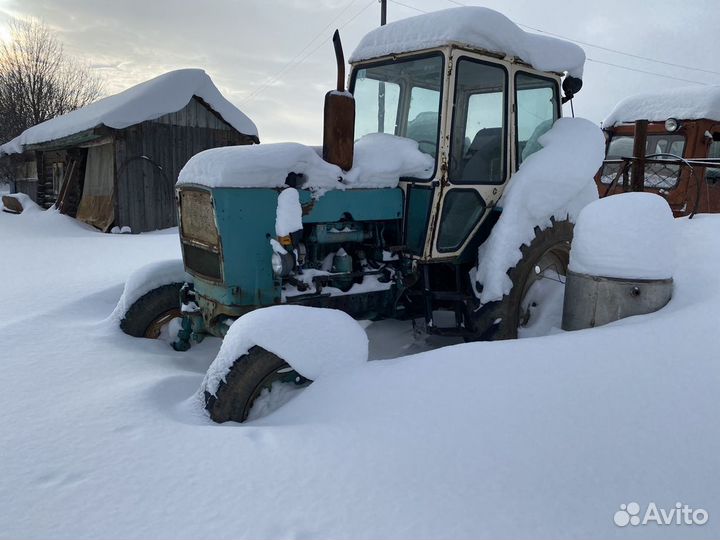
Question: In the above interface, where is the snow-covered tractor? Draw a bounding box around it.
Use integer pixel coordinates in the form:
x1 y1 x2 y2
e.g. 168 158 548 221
119 7 603 423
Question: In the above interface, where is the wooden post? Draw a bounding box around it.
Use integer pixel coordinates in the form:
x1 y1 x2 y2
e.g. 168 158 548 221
631 119 648 192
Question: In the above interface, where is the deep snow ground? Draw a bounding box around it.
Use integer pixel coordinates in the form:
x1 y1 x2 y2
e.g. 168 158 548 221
1 208 719 539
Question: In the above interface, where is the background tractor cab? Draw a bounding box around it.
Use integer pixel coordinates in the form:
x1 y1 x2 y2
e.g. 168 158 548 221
597 86 720 216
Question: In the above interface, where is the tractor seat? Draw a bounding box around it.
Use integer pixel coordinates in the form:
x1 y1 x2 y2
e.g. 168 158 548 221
460 127 502 182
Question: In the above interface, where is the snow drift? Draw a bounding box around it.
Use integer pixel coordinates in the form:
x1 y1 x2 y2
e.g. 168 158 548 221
2 197 720 538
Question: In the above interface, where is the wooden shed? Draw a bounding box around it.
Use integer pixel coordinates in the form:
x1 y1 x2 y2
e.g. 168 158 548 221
1 69 258 232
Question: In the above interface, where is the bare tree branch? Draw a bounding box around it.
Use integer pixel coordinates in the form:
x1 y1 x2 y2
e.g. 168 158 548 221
0 19 105 145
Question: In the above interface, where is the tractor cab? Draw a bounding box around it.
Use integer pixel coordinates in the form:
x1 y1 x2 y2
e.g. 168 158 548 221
348 18 581 262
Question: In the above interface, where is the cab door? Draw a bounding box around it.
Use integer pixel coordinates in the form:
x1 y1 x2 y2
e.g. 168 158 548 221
428 58 562 260
428 51 510 260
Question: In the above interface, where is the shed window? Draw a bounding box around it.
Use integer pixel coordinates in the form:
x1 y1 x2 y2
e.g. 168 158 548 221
15 161 37 181
52 162 65 196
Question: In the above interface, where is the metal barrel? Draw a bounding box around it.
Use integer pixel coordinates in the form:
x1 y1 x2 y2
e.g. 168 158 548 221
561 270 673 331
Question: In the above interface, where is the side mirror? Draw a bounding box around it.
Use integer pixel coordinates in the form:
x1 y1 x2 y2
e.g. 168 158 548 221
561 76 583 103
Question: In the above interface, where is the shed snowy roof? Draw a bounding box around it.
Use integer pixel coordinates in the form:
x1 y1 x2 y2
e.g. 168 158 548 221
349 6 586 77
604 86 720 127
0 68 258 155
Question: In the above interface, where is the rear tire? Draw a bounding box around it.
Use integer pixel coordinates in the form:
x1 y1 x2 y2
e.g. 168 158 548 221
120 283 184 338
205 346 311 423
470 219 572 340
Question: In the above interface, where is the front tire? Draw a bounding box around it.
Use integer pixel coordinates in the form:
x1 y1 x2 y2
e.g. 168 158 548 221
119 283 184 338
471 219 573 340
204 346 311 423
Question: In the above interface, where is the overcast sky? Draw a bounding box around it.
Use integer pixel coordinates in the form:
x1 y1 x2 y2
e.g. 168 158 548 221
0 0 718 143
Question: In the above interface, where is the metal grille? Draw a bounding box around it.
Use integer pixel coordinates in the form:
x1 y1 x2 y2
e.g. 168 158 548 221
644 161 680 189
180 189 218 247
600 160 679 189
183 243 222 281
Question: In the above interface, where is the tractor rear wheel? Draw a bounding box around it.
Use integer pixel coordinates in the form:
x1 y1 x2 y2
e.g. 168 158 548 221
471 219 573 340
204 346 311 423
120 283 184 338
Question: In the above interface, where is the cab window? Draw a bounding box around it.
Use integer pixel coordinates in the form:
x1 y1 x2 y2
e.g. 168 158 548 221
449 58 507 184
515 72 559 165
706 139 720 184
600 134 686 189
352 54 444 178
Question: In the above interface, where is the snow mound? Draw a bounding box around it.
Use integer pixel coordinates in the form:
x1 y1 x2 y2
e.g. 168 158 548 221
350 6 585 77
569 193 675 279
343 133 434 187
110 259 192 324
0 69 258 155
603 85 720 127
275 187 303 237
177 133 432 192
1 192 42 213
473 117 605 303
178 142 342 190
202 306 368 395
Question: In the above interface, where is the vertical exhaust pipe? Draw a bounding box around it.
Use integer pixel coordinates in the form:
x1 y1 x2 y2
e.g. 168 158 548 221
322 30 355 171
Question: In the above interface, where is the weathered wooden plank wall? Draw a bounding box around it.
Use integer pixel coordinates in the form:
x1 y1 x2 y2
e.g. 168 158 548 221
115 97 253 232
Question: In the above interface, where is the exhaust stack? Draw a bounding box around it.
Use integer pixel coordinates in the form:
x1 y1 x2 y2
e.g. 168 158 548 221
322 30 355 171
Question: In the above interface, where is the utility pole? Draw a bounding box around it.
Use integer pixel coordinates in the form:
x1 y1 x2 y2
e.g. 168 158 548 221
377 0 387 132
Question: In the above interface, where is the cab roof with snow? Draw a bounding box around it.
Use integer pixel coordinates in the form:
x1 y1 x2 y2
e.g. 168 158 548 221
603 86 720 127
349 6 585 77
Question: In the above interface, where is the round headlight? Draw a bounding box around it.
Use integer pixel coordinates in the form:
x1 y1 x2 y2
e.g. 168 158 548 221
271 252 284 276
665 118 680 132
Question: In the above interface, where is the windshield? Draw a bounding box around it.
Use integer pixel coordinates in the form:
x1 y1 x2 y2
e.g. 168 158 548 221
351 54 444 179
601 133 686 189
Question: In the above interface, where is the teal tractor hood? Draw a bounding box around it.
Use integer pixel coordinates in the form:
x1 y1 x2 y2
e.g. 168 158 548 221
193 186 404 313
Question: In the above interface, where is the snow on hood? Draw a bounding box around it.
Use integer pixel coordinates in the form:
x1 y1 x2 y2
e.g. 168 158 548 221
177 133 434 193
0 69 258 155
349 7 585 78
473 117 605 304
603 85 720 127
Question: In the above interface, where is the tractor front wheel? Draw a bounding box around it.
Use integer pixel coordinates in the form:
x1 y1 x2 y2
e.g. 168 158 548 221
120 283 184 339
204 346 311 423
